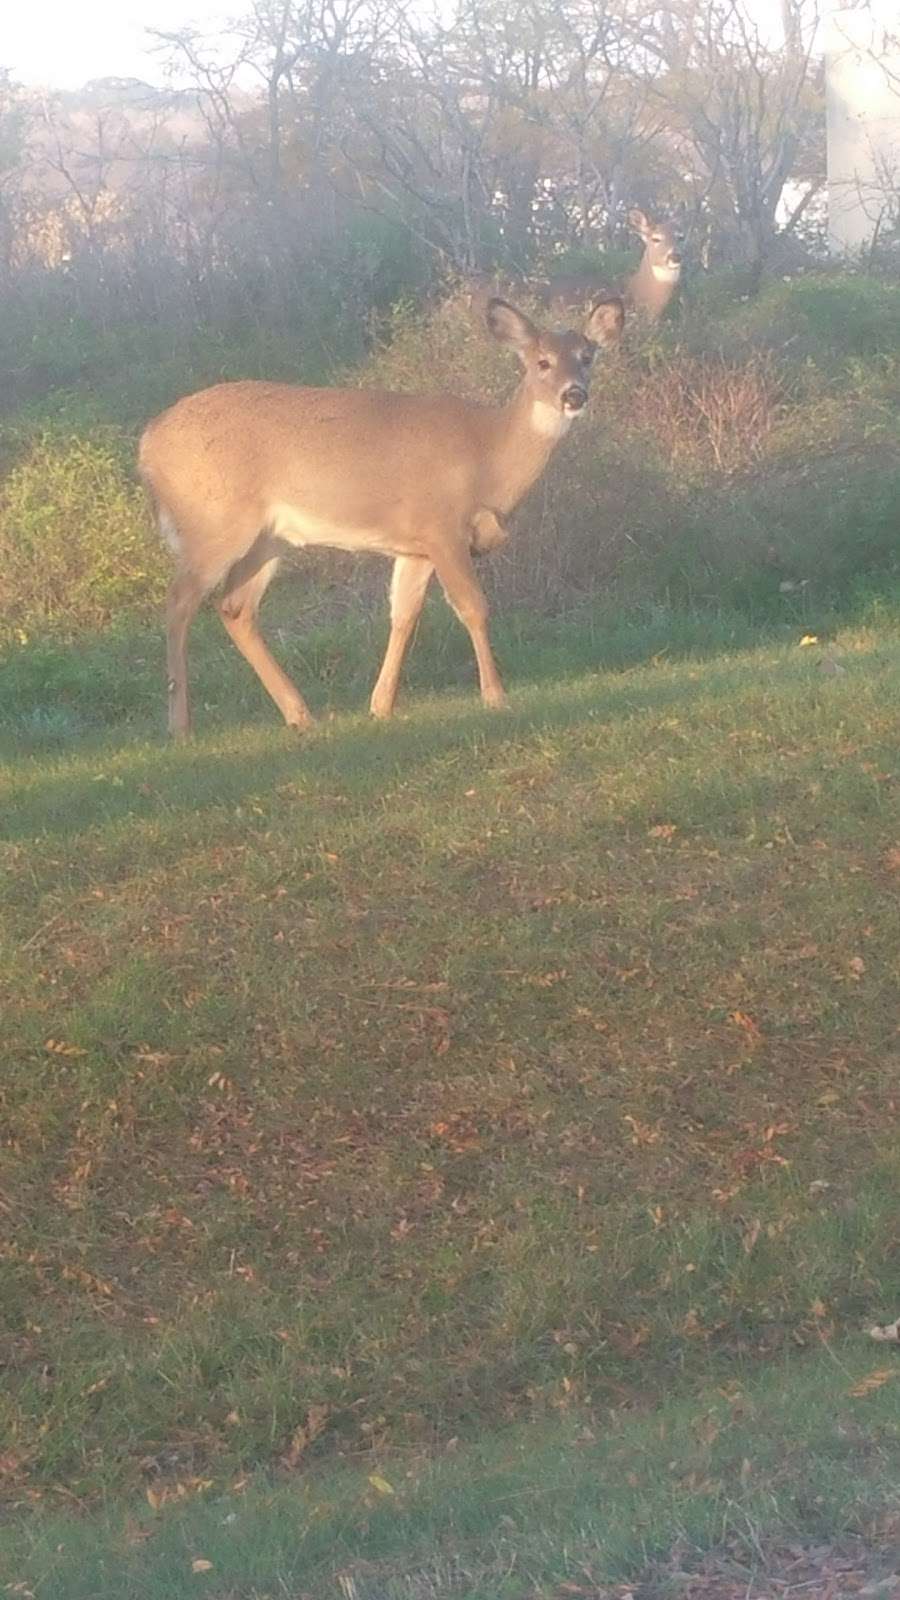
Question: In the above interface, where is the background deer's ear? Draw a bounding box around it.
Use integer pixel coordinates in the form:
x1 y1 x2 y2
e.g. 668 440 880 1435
585 295 625 347
486 298 539 355
628 208 651 238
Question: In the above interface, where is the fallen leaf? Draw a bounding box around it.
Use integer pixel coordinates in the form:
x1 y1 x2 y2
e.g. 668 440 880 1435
191 1558 214 1573
869 1318 900 1344
798 634 819 646
623 1114 660 1146
849 1368 896 1397
282 1404 329 1468
742 1219 761 1255
368 1473 395 1496
731 1010 762 1042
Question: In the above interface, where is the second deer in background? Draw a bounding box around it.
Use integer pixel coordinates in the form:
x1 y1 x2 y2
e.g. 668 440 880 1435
459 209 682 331
539 210 683 323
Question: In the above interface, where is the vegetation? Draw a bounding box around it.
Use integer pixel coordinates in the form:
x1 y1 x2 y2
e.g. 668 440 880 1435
5 1350 900 1597
0 0 837 335
2 588 900 1593
2 73 900 1580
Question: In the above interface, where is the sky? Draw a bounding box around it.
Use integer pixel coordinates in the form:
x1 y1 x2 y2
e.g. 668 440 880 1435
5 0 232 90
5 0 811 91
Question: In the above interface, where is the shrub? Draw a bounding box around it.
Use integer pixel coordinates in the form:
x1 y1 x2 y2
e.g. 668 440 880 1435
625 351 786 477
0 431 165 642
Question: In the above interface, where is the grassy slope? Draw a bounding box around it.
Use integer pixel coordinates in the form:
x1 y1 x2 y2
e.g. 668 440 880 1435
1 605 899 1595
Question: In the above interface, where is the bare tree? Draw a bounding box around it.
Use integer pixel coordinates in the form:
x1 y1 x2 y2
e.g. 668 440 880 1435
632 0 823 273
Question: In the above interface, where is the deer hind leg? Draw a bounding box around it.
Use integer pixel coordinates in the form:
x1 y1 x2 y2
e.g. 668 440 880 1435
218 539 314 729
167 567 209 740
432 542 507 710
370 556 434 720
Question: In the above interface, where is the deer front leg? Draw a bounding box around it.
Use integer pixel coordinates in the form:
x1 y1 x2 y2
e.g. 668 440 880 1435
432 541 507 710
370 556 434 720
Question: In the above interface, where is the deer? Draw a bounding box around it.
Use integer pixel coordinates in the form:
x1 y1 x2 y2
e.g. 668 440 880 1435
535 210 683 325
622 209 683 321
139 294 624 739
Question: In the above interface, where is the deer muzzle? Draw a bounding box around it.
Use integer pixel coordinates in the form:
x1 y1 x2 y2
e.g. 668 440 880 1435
561 384 588 413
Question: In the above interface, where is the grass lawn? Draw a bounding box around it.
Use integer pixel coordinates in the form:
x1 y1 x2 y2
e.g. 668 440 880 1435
1 597 899 1596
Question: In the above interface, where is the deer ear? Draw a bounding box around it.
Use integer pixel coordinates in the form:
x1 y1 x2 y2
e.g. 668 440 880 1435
585 295 625 347
486 298 539 354
629 208 651 237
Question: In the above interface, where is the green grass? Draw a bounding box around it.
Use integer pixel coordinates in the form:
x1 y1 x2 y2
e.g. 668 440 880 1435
1 601 899 1594
4 1346 900 1598
2 266 900 1591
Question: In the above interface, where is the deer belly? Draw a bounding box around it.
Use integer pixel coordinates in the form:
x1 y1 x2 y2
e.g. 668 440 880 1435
269 503 402 556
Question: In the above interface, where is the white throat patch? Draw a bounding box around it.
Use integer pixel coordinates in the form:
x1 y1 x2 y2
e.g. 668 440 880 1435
531 402 573 440
652 263 681 283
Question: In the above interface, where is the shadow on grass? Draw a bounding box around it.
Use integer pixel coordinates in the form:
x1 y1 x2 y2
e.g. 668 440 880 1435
0 583 861 752
3 637 897 849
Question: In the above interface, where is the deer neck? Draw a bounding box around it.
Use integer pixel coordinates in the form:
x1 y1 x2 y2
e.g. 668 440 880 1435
480 383 572 515
629 254 678 317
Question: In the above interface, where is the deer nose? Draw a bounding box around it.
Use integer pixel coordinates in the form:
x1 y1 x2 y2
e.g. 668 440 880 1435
669 251 682 265
562 384 588 411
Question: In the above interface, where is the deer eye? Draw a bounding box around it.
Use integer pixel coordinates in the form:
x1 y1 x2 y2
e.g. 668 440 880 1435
537 357 552 371
652 234 663 244
579 347 595 365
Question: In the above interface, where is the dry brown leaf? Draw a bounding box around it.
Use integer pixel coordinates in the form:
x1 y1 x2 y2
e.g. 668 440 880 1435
623 1115 660 1146
869 1318 900 1344
281 1403 329 1468
848 1368 896 1397
731 1010 762 1042
742 1219 761 1255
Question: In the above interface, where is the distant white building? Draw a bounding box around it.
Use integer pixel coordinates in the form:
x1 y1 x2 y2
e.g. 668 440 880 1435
826 4 900 255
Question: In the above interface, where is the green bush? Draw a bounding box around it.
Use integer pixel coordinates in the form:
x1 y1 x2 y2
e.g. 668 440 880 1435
0 431 166 643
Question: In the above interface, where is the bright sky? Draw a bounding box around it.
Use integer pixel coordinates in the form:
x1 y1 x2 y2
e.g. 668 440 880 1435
5 0 230 89
7 0 808 91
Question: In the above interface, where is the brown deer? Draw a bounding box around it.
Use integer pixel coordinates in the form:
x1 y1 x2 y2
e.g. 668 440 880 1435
537 210 683 324
622 209 683 321
139 295 623 739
